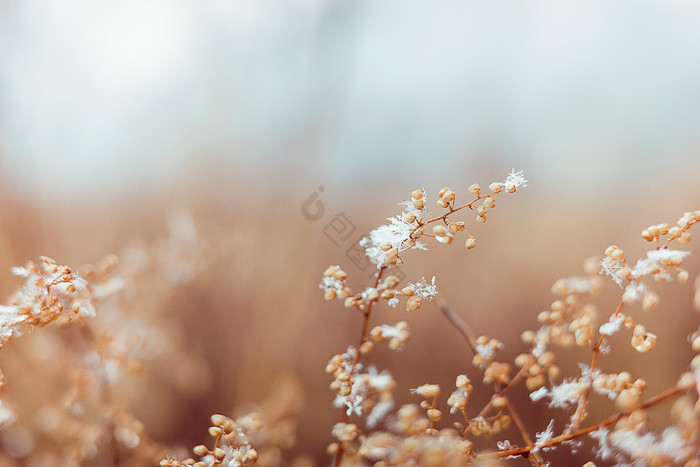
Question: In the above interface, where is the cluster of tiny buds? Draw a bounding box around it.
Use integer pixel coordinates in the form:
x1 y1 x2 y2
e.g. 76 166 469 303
369 321 410 351
602 245 689 302
471 336 512 386
436 187 456 209
536 300 599 348
483 361 512 386
161 415 257 467
642 210 700 244
322 268 437 314
408 189 425 214
326 354 354 399
400 283 423 312
446 374 472 414
515 350 560 391
320 266 351 301
12 257 88 328
377 241 404 268
427 176 523 247
631 324 657 353
330 422 359 446
472 335 504 367
468 413 512 437
592 372 647 410
431 222 468 245
410 384 442 434
395 404 431 436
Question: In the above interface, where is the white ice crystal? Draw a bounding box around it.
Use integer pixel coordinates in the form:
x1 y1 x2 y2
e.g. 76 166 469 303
599 313 626 336
592 426 692 464
407 276 438 301
631 249 691 279
366 400 394 429
601 256 625 287
530 364 595 409
504 169 528 190
534 420 555 452
361 192 429 267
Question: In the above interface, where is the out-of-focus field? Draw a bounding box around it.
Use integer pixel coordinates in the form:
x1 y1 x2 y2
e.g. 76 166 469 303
0 163 697 464
2 2 700 463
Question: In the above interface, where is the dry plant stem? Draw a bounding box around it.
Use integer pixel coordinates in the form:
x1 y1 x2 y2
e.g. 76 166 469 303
503 399 545 467
408 194 488 239
438 298 477 355
570 299 626 432
473 358 534 425
440 299 536 424
428 396 438 432
79 321 121 467
335 266 387 467
439 299 544 465
348 266 388 400
480 381 697 460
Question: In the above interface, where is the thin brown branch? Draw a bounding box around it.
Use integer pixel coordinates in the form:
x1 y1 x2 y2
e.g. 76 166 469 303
480 382 695 460
570 299 625 432
438 296 478 355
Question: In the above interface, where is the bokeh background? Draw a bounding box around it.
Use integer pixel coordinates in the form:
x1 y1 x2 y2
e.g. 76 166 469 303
0 1 699 465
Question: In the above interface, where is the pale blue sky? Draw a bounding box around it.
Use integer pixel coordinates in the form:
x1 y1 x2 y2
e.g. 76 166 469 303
1 0 699 198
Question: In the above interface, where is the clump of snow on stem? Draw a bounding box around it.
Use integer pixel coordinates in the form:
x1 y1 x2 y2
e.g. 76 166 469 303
631 250 690 280
319 266 344 291
601 256 625 287
0 258 98 348
530 364 594 409
622 249 691 303
360 193 428 267
533 420 555 452
591 426 693 464
366 400 394 429
599 313 626 337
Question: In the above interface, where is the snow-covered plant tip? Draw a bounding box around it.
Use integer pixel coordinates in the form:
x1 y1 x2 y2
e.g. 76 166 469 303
320 172 700 466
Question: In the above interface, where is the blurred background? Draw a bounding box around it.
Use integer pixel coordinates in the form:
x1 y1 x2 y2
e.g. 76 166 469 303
0 0 699 465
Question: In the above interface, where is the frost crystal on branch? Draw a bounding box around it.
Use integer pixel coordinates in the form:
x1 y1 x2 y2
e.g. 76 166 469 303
407 276 438 301
504 169 528 190
360 191 428 267
0 258 97 350
534 420 555 452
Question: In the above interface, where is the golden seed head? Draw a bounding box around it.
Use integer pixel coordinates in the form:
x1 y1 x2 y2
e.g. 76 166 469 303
406 297 422 311
213 448 225 460
642 292 658 311
427 408 442 422
413 384 440 399
193 445 209 457
491 395 506 409
210 414 226 427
